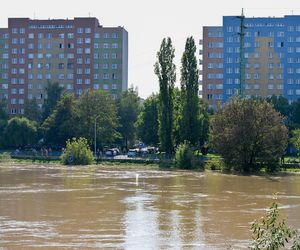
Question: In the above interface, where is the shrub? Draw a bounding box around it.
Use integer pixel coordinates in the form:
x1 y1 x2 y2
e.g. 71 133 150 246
0 152 11 162
204 159 224 171
250 200 300 249
175 141 195 169
60 137 94 165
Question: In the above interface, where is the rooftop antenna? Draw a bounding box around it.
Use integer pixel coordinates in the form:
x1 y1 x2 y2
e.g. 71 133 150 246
88 12 91 17
237 8 246 99
33 12 36 19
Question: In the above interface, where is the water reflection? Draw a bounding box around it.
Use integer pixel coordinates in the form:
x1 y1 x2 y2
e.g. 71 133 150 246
0 165 299 249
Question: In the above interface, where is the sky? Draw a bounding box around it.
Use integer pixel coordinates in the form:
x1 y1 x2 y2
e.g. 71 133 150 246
1 0 300 98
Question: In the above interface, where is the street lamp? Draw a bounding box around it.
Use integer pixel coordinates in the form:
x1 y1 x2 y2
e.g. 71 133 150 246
94 115 100 157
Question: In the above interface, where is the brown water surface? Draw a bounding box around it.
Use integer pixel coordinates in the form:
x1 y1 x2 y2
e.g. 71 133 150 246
0 165 299 249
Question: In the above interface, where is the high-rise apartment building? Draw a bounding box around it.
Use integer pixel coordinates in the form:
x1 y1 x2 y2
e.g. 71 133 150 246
201 14 300 109
0 17 128 114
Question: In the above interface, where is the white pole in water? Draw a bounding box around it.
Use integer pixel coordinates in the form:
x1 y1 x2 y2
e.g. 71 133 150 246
136 173 139 186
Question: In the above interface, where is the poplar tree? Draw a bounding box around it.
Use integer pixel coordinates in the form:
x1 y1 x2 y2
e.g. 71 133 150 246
180 37 200 145
154 38 176 155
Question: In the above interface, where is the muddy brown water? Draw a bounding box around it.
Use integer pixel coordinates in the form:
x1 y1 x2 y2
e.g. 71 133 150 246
0 165 299 249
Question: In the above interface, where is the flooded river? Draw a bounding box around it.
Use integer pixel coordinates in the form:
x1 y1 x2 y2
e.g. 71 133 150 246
0 165 299 249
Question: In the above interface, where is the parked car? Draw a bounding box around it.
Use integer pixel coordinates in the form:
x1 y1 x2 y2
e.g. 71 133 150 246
127 149 137 158
105 148 119 157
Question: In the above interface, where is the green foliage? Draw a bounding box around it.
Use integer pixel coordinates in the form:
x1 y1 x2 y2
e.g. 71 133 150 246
4 117 37 148
291 98 300 127
0 99 8 148
175 141 195 169
267 95 291 119
250 200 300 249
135 94 159 146
42 93 79 147
117 87 140 150
42 81 64 121
210 98 288 172
204 159 224 171
154 37 176 155
291 129 300 155
77 90 120 147
180 37 201 145
60 137 94 165
0 152 11 162
24 97 42 123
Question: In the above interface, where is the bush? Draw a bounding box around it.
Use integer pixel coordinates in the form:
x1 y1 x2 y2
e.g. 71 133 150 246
175 141 195 169
250 200 300 249
60 137 94 165
0 152 11 162
204 159 224 171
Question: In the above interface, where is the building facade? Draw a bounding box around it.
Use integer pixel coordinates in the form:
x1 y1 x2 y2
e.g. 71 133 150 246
0 17 128 114
201 15 300 109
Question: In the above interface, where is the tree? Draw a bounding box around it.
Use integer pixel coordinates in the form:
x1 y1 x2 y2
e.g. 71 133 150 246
267 95 290 119
4 117 37 148
42 93 79 147
42 81 64 121
250 200 300 249
173 87 182 147
210 98 288 172
60 137 94 165
0 99 8 148
291 98 300 127
154 37 176 155
199 99 210 146
135 94 159 146
291 129 300 155
180 37 201 145
77 90 120 147
117 88 140 150
24 97 41 122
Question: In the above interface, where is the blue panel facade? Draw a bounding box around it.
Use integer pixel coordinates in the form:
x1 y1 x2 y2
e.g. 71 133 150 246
220 15 300 103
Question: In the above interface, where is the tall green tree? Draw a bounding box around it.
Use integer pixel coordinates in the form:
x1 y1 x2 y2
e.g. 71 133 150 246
0 99 8 148
267 95 290 118
291 98 300 127
77 90 120 147
42 93 79 146
4 117 37 148
180 37 201 145
42 81 64 121
135 94 159 146
291 129 300 155
117 88 140 150
210 98 288 172
199 99 210 146
173 87 182 146
24 97 41 123
154 37 176 155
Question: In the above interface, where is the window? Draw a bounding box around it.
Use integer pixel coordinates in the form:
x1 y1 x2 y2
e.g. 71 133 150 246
76 79 82 84
45 63 51 69
112 43 118 49
93 84 100 90
77 58 83 64
59 53 64 59
37 73 43 79
85 38 91 44
28 33 34 39
38 53 43 59
85 28 91 33
268 84 274 90
12 58 17 64
58 74 64 80
46 74 51 79
38 63 43 69
28 43 34 49
67 63 74 69
111 53 117 59
103 63 108 69
84 79 90 84
68 43 74 49
268 73 274 80
94 33 100 39
94 74 99 79
19 68 25 74
104 33 109 38
77 28 83 33
67 53 74 59
112 33 118 38
103 43 109 49
77 38 83 44
20 38 25 44
85 48 91 54
67 33 74 39
12 38 18 44
67 74 73 80
12 28 18 34
58 63 64 69
77 48 83 54
59 43 64 49
59 33 64 39
94 53 99 59
38 33 43 39
77 68 83 74
103 73 109 79
84 68 90 74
